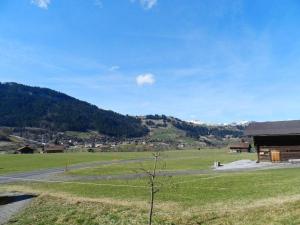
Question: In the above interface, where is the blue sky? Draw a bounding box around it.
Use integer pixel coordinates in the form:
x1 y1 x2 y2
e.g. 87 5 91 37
1 0 300 123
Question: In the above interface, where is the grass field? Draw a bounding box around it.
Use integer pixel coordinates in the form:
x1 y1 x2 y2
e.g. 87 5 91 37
68 149 256 176
0 149 255 175
0 151 152 174
2 149 300 224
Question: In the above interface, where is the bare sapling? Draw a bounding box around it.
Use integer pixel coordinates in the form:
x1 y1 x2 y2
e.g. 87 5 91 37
148 152 160 225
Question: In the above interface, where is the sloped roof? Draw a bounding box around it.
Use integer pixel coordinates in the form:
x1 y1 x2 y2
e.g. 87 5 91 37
17 146 34 151
230 142 250 149
45 145 65 150
245 120 300 136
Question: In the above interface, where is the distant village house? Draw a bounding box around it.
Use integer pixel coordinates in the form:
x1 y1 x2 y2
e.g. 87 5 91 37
42 145 65 153
16 145 35 154
229 142 251 153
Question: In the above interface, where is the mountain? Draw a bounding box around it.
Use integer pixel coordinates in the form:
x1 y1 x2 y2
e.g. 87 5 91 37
140 115 245 147
188 120 250 127
142 115 244 138
0 82 148 138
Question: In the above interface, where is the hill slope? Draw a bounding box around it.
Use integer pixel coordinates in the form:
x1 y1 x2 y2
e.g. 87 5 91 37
0 82 148 138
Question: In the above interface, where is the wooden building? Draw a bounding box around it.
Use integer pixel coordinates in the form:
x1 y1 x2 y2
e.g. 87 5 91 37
245 120 300 162
229 142 251 153
43 145 65 153
16 146 34 154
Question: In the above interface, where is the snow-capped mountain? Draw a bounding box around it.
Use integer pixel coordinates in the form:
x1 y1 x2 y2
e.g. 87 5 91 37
188 120 250 127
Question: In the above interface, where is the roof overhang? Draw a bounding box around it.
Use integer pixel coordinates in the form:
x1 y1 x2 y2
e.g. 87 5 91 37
244 120 300 136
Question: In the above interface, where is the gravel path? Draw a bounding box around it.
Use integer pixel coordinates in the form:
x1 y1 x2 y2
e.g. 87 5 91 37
0 192 36 225
214 160 300 171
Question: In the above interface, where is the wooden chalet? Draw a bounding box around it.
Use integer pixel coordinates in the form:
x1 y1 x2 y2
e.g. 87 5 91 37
245 120 300 162
16 146 34 154
229 142 251 153
43 145 65 153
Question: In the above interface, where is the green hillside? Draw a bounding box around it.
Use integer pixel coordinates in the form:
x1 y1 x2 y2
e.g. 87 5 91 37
0 82 148 138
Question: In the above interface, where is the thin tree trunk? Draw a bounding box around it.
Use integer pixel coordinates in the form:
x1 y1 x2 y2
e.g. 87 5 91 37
148 180 154 225
148 153 159 225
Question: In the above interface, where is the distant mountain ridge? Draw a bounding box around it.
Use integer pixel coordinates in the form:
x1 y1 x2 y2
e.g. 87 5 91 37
188 120 250 127
0 82 149 138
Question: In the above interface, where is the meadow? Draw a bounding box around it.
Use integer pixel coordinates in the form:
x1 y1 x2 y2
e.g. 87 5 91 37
2 149 300 224
0 151 152 174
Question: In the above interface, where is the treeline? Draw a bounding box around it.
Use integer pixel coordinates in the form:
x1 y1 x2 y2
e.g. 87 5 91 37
145 114 171 122
0 82 149 138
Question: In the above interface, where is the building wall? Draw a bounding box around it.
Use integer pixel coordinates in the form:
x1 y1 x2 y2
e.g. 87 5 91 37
254 135 300 162
254 135 300 146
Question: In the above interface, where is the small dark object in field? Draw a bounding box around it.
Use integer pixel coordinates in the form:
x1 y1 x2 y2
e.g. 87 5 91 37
88 148 94 153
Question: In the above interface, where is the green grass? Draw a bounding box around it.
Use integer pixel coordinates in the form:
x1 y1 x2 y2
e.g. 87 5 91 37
68 149 256 176
149 126 197 144
0 151 153 174
0 148 255 175
7 194 300 225
4 149 300 224
7 195 150 225
150 126 185 141
8 167 300 207
5 167 300 224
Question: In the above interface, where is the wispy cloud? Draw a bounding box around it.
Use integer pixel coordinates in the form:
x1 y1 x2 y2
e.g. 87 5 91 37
130 0 157 10
109 66 120 71
136 73 155 86
31 0 51 9
140 0 157 9
94 0 103 8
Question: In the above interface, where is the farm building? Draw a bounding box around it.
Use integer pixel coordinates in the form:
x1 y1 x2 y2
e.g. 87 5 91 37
229 142 251 153
43 145 65 153
16 146 34 154
245 120 300 162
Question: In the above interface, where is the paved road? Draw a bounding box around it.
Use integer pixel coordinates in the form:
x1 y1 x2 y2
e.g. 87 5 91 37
2 158 300 184
56 162 300 181
0 158 151 184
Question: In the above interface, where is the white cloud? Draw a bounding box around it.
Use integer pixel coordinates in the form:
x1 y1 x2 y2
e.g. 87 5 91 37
140 0 157 9
136 73 155 86
31 0 51 9
130 0 157 9
109 66 120 71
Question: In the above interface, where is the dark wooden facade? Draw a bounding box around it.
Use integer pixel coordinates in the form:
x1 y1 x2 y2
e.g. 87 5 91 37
229 143 251 153
43 145 65 153
16 146 34 154
245 120 300 162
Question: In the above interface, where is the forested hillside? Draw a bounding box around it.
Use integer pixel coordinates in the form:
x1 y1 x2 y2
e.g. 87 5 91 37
0 82 148 138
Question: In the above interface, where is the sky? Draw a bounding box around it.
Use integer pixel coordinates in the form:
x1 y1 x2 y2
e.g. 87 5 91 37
1 0 300 123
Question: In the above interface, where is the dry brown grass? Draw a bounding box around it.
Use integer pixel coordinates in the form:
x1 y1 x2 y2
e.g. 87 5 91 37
4 184 300 225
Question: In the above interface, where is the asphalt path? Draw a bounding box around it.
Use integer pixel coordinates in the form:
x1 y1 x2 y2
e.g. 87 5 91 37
0 158 151 184
2 158 300 184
